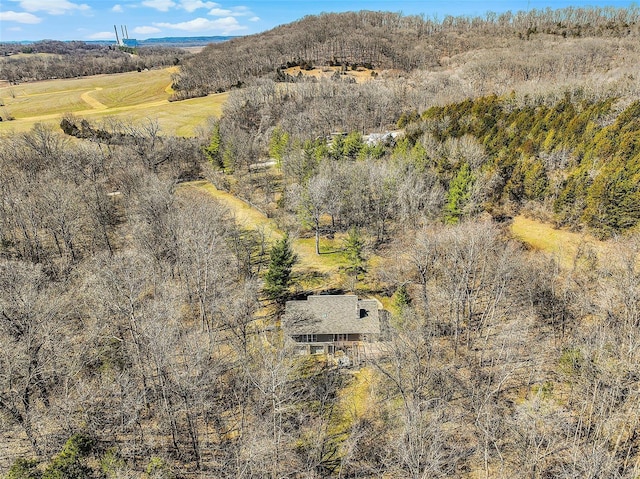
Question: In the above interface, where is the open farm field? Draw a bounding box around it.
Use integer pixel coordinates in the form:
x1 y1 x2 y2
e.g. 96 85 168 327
0 67 227 136
1 52 59 61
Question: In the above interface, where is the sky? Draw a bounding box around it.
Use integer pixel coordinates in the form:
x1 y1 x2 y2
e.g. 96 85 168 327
0 0 637 42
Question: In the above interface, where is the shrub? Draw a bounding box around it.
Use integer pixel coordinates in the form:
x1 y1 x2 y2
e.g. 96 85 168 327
6 458 41 479
42 434 95 479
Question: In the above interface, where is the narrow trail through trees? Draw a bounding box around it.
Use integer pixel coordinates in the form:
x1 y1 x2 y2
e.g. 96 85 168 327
179 180 349 288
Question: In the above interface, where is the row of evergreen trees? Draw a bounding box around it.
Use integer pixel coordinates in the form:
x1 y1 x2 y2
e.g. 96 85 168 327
415 93 640 237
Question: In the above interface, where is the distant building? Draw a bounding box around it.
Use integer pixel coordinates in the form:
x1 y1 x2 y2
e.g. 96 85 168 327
363 131 400 146
283 294 388 363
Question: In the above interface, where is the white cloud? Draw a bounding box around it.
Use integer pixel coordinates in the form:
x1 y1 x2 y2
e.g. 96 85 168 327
142 0 176 11
112 4 124 12
14 0 90 15
87 31 115 39
208 7 232 16
134 25 162 34
154 16 246 34
231 6 250 14
0 10 42 24
9 26 23 31
208 5 255 18
249 16 259 22
179 0 219 12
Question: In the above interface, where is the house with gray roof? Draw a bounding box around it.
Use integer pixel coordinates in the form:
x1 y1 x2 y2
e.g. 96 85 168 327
283 294 387 360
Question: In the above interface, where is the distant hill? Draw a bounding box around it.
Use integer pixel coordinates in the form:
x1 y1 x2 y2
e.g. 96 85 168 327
2 36 236 49
173 7 639 98
0 39 194 82
0 37 236 82
133 36 237 47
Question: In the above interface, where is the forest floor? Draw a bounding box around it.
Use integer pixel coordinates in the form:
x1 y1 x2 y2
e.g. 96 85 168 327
0 68 227 136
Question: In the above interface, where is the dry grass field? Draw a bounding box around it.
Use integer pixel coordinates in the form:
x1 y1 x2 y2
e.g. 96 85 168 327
510 215 615 269
0 67 227 136
283 65 377 83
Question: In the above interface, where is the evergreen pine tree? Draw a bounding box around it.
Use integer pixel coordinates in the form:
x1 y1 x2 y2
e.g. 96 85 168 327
445 162 474 224
6 458 41 479
263 234 298 302
342 131 364 159
203 123 223 169
343 226 367 279
394 284 412 310
268 127 289 166
42 434 94 479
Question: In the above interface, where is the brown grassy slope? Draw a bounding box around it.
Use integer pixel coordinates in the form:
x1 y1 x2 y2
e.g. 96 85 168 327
510 215 616 270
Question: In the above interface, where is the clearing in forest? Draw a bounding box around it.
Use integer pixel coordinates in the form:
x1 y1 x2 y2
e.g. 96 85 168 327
179 180 350 289
283 65 377 83
510 215 615 269
0 68 227 136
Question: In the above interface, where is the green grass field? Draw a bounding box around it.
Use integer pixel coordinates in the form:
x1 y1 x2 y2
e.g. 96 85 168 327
0 68 228 136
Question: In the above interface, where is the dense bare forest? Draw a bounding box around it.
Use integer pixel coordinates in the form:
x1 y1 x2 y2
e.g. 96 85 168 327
173 7 639 97
0 41 189 83
3 7 640 479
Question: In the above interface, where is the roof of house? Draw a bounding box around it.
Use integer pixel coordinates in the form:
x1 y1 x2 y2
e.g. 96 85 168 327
283 294 381 335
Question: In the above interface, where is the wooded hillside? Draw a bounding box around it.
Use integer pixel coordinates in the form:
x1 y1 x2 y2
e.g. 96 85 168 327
0 41 188 83
173 7 639 97
3 7 640 479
